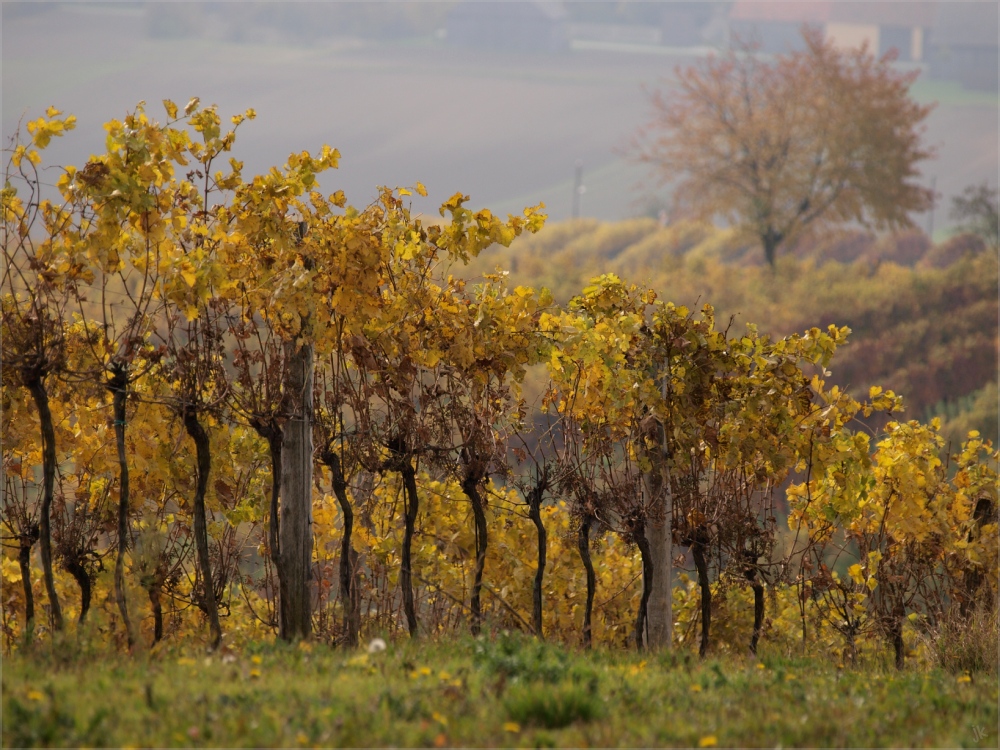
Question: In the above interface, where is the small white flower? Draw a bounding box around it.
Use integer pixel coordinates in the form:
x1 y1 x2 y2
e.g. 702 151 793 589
367 637 387 654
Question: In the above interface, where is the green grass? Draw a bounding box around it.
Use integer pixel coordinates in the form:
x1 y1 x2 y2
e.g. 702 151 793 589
910 79 999 107
3 632 997 748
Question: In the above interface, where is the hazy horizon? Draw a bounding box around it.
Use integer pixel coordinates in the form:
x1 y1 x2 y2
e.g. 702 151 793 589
4 2 997 234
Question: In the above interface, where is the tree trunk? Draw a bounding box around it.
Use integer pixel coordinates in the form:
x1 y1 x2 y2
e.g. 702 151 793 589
961 567 984 620
399 459 420 638
750 579 765 655
461 465 488 637
248 421 282 630
182 406 222 649
743 554 765 655
889 604 905 670
635 521 653 652
577 515 596 648
797 575 809 650
109 369 137 649
961 498 996 620
642 403 673 650
891 621 904 670
26 377 63 632
762 229 783 268
845 631 858 665
527 485 547 638
65 557 92 625
266 430 282 596
691 529 711 657
643 485 673 650
279 340 315 642
324 449 359 647
18 536 35 640
148 582 164 644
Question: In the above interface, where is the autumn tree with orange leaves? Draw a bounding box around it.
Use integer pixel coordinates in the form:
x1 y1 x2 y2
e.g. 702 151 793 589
633 27 934 266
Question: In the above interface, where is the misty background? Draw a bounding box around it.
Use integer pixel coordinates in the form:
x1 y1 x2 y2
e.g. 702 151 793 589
3 1 997 235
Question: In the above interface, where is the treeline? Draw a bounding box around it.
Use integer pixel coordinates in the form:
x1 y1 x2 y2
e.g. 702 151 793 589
2 103 996 669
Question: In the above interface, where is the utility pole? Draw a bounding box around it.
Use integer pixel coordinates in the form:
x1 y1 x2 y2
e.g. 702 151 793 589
571 159 585 219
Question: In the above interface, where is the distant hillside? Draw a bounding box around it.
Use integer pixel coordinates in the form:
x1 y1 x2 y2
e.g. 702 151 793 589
461 218 998 447
4 5 997 226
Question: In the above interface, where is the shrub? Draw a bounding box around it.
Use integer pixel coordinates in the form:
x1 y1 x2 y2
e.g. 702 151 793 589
926 606 999 676
503 680 603 728
473 631 572 684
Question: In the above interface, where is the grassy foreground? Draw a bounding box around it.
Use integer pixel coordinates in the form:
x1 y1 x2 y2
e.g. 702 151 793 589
3 633 997 748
